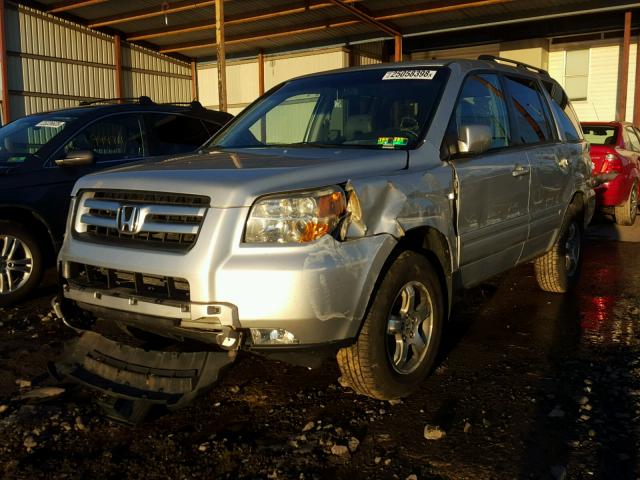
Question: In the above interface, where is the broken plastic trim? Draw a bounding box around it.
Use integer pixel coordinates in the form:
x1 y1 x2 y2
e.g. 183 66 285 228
51 331 237 424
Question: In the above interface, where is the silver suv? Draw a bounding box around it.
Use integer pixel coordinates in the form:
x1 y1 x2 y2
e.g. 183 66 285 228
55 57 594 403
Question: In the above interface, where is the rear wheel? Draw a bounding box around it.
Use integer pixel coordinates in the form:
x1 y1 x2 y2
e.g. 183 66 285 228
337 251 444 400
534 205 582 293
614 182 638 226
0 222 43 307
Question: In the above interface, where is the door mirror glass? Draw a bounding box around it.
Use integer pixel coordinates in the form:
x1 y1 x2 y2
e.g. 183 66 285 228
55 150 94 167
458 124 492 155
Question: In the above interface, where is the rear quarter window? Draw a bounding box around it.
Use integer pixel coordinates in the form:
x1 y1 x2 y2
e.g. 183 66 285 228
505 76 554 144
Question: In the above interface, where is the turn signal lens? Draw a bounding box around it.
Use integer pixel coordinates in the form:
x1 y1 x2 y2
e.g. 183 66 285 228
244 187 346 244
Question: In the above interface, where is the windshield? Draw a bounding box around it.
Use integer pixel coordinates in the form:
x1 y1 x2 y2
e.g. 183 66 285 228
0 114 76 164
582 124 618 146
209 67 448 150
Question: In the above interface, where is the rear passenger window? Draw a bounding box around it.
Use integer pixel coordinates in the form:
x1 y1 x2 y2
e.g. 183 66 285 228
145 114 210 156
505 77 554 144
549 100 581 142
63 113 144 163
624 127 640 151
449 73 511 151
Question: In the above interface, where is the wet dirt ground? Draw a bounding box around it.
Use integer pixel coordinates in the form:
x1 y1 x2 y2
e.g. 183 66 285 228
0 218 638 480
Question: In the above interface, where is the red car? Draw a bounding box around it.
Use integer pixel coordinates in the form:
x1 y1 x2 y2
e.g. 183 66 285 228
581 121 639 225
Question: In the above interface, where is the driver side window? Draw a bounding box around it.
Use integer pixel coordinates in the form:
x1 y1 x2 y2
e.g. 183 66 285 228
445 73 511 156
62 114 144 163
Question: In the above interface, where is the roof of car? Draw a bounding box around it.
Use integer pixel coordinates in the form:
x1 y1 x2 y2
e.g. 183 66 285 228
30 101 232 124
290 56 554 85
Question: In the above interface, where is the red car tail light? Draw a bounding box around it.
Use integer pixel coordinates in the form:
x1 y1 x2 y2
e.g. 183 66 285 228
602 152 623 173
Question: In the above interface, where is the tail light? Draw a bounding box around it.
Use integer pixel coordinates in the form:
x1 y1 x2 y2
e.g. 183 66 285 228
601 152 623 173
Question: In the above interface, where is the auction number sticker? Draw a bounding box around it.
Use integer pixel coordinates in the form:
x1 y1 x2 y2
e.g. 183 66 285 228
382 70 436 80
35 120 66 128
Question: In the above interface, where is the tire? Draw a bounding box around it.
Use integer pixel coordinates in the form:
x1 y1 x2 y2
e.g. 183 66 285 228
337 251 444 400
614 182 638 226
0 222 44 307
534 205 583 293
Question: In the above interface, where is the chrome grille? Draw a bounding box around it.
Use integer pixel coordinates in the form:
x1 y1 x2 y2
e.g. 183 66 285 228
74 190 209 251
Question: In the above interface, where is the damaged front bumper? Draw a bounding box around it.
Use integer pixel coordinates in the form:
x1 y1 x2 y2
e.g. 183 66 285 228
50 330 237 423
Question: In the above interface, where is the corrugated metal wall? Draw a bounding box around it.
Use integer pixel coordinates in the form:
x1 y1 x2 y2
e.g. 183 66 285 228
351 41 384 66
121 44 191 103
3 3 191 121
411 43 500 60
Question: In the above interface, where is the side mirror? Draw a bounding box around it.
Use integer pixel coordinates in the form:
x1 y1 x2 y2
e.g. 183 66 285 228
457 124 492 155
55 150 94 167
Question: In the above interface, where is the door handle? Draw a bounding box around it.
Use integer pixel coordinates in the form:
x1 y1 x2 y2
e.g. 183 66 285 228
512 165 530 177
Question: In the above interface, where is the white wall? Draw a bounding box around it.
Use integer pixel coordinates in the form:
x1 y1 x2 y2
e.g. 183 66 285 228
197 47 348 115
549 39 637 122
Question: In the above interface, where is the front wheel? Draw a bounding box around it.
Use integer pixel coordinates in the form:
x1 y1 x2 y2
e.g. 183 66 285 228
614 181 638 226
337 251 444 400
0 222 43 307
534 206 583 293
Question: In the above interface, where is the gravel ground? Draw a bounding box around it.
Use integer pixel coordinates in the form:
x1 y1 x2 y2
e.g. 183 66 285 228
0 225 638 480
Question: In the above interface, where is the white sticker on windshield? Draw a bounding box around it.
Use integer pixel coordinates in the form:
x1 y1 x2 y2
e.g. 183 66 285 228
35 120 66 128
382 70 437 80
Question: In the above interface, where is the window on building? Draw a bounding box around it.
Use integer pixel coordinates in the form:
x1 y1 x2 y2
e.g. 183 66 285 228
565 49 589 101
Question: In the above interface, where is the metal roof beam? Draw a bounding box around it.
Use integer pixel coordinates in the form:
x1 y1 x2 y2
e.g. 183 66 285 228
88 0 216 28
47 0 107 13
328 0 399 37
127 0 360 42
376 0 511 21
158 0 510 54
160 18 360 53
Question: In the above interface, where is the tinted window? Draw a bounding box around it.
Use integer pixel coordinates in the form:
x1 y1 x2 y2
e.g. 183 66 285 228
211 68 449 150
0 115 76 164
203 120 224 136
506 77 554 144
63 114 144 163
625 127 640 151
550 100 581 142
449 73 511 151
543 80 583 139
145 114 210 155
582 125 618 146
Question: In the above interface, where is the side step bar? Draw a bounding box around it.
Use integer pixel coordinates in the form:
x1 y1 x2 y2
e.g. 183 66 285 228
51 331 236 424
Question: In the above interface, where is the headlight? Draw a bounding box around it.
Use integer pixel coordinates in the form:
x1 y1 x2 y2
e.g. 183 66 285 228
244 186 346 244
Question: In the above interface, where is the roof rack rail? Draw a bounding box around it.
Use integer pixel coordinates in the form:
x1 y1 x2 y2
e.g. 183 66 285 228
477 55 549 76
159 100 205 110
79 96 155 106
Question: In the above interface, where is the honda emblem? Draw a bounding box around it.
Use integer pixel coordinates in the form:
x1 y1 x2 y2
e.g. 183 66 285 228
117 205 141 234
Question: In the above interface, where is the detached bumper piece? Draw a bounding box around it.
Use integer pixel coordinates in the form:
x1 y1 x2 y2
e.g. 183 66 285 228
52 331 236 424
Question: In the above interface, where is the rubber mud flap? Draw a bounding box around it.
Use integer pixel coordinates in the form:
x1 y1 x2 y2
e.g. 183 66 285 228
52 331 237 424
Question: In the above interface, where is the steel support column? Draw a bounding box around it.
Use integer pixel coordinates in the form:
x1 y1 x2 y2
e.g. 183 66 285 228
191 61 198 101
215 0 227 112
114 35 123 102
258 50 265 95
634 33 640 125
0 0 10 124
394 34 403 62
617 11 632 121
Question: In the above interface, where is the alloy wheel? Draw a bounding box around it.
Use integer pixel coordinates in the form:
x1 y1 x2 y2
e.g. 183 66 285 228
0 235 33 295
386 281 434 375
